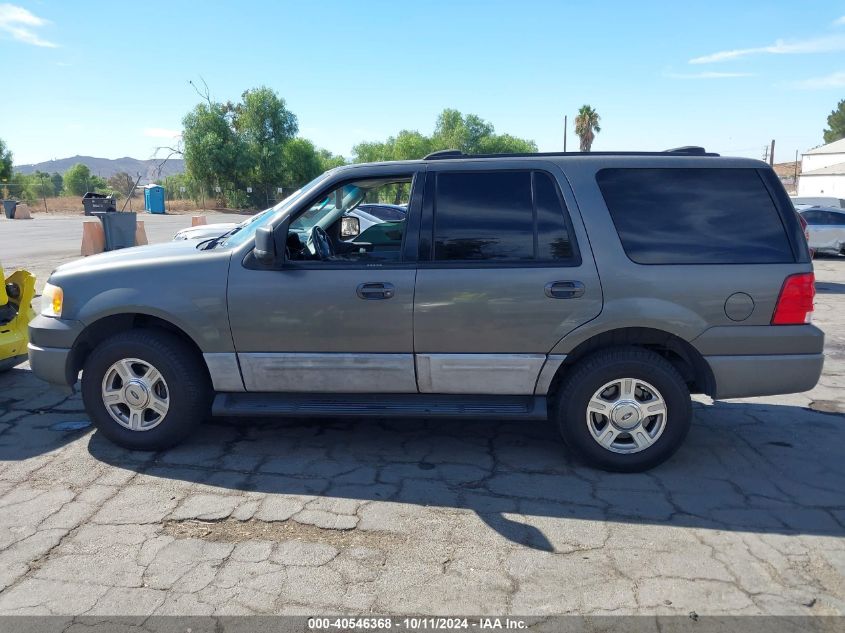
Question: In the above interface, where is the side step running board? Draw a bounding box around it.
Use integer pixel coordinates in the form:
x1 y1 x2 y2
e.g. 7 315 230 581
213 393 548 420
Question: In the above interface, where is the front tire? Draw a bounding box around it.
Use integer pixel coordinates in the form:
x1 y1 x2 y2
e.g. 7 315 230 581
81 329 211 450
556 346 692 472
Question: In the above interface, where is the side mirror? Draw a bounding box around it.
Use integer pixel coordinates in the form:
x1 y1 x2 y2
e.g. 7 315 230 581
341 216 360 239
254 226 279 267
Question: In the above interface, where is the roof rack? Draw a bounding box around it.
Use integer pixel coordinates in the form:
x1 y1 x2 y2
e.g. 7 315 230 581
422 147 719 160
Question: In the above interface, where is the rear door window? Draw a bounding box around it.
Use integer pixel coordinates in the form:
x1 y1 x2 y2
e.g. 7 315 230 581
432 170 578 263
596 168 794 264
434 171 534 261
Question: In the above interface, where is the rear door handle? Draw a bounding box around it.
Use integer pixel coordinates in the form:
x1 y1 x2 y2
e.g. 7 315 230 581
545 281 585 299
357 282 395 300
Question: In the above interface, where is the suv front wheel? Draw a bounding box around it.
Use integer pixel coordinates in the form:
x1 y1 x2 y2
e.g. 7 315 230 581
556 347 692 472
81 329 211 450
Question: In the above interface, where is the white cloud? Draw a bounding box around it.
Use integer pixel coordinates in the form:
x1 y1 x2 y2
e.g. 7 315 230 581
143 128 181 139
690 34 845 63
835 16 845 26
665 71 754 79
0 3 57 47
787 70 845 89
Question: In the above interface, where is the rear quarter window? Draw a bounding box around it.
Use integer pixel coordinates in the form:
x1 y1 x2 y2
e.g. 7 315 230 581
596 168 795 264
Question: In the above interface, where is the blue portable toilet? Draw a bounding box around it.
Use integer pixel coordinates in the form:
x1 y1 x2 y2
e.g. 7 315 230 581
144 184 166 214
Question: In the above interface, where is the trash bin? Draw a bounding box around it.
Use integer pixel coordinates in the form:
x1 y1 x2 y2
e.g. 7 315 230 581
82 192 116 216
2 200 16 219
97 212 137 251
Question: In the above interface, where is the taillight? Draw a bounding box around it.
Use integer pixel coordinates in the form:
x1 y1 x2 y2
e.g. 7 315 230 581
771 273 815 325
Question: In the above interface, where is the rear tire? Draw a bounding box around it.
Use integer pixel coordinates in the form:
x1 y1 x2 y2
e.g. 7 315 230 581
556 346 691 472
81 329 211 450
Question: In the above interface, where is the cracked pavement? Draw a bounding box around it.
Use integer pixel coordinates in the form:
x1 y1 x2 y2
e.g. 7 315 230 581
0 258 843 616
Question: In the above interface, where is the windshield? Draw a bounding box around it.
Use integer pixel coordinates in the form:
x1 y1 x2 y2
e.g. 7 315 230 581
218 172 333 248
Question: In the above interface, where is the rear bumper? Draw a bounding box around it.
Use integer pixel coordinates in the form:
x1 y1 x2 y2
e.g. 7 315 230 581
705 353 824 399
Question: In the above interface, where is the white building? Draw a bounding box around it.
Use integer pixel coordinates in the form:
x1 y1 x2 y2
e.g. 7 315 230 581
798 138 845 197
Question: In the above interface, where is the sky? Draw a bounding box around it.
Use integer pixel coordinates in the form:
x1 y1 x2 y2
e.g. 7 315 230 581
1 0 844 166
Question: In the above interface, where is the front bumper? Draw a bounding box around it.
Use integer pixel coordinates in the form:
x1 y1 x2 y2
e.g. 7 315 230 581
27 343 75 388
27 315 85 387
705 353 824 399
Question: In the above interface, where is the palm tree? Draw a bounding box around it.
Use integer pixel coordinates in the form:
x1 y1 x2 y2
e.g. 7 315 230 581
574 105 601 152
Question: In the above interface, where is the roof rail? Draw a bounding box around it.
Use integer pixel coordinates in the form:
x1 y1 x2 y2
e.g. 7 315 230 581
422 148 719 160
423 149 463 160
664 146 708 155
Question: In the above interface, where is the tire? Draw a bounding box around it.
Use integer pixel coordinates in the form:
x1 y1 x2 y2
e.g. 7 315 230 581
556 346 692 472
81 329 211 450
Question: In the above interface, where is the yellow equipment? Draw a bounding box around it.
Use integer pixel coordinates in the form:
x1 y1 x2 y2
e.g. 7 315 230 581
0 265 36 372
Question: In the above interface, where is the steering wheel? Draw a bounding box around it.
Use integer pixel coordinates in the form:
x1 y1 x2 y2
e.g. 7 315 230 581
310 225 334 260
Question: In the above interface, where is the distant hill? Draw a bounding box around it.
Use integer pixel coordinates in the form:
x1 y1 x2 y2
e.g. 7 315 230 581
14 155 185 183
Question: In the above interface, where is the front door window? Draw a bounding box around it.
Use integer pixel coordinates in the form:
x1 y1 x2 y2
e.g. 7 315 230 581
288 176 413 263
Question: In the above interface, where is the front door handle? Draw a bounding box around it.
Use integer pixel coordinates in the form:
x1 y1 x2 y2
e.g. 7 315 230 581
357 282 395 300
545 280 585 299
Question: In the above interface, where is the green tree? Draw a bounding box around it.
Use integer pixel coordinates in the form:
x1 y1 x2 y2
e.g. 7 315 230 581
352 109 536 163
182 101 249 203
318 149 346 172
433 110 495 153
50 172 63 196
63 163 92 196
29 171 56 198
280 138 322 190
233 86 299 206
574 105 601 152
107 171 135 198
0 138 12 183
161 173 197 200
823 98 845 144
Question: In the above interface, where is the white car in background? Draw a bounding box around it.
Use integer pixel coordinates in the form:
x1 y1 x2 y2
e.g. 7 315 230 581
173 220 241 241
790 195 845 210
799 206 845 256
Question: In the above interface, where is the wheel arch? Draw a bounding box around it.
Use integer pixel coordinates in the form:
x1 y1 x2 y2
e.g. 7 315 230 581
546 326 715 399
68 312 210 386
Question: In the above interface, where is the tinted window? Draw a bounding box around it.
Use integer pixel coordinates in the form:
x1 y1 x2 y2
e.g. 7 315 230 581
434 171 534 261
800 210 824 225
361 204 406 222
829 212 845 226
597 168 794 264
534 172 574 260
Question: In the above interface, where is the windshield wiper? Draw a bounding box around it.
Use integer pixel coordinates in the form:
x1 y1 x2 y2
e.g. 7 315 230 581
203 226 243 250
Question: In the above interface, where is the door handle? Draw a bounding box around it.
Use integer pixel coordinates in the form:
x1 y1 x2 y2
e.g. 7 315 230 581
545 280 585 299
357 282 395 300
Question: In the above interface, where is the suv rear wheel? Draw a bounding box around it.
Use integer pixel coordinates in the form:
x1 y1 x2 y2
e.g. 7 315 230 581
556 347 691 472
81 329 211 450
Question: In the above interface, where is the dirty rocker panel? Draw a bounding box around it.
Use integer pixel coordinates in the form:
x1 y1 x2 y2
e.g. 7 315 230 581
213 392 549 419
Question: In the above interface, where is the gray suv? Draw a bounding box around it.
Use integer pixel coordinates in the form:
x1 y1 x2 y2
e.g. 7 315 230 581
28 148 824 471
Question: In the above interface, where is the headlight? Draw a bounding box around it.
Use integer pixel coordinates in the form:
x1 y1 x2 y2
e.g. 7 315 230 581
41 282 63 317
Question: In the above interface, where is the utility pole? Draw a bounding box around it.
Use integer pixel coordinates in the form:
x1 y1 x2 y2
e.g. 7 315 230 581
564 115 568 152
794 149 799 194
769 139 775 166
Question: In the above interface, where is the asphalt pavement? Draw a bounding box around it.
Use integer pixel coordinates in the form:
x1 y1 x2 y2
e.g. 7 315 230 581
0 215 843 617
